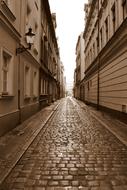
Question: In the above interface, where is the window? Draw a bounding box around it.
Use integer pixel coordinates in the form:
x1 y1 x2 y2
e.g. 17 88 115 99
90 80 92 87
35 1 38 10
100 28 103 49
44 80 46 94
26 4 31 30
122 0 127 19
33 70 38 97
44 38 48 67
34 22 39 54
45 80 48 94
24 65 30 97
111 3 116 33
89 49 92 64
35 22 38 31
105 17 108 42
41 39 44 60
87 81 89 91
40 78 43 94
93 43 95 59
88 52 90 66
2 55 8 93
96 36 99 53
1 50 13 95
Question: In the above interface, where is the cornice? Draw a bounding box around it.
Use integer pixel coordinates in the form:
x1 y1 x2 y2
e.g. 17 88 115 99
0 10 21 42
22 50 40 68
1 0 16 21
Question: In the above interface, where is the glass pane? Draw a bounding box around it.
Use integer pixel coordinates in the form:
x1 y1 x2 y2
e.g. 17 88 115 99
3 71 7 92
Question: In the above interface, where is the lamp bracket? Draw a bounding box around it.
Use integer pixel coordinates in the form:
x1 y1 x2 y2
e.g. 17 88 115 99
16 43 31 55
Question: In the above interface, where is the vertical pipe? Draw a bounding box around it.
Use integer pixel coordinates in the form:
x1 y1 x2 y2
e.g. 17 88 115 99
18 55 21 124
39 68 41 110
17 0 22 124
97 0 100 110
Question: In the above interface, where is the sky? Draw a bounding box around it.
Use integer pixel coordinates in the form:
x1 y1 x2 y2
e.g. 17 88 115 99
49 0 88 87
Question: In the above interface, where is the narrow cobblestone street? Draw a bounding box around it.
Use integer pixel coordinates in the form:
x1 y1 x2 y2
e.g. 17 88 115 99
0 97 127 190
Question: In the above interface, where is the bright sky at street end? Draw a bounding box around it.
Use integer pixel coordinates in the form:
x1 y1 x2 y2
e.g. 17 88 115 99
49 0 88 87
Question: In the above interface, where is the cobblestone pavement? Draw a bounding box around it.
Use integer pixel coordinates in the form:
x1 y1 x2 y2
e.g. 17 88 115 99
0 101 59 184
0 97 127 190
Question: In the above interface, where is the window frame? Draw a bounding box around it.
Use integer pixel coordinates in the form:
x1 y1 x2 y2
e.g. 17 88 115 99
111 3 116 33
33 69 38 98
24 64 31 99
0 48 14 97
105 17 108 42
122 0 127 19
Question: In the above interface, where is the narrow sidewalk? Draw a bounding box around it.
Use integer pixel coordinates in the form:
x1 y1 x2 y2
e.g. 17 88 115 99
0 100 60 184
76 99 127 147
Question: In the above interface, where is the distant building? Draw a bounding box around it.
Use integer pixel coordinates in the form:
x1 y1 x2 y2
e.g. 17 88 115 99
60 62 66 98
40 0 60 105
67 82 73 97
74 32 85 99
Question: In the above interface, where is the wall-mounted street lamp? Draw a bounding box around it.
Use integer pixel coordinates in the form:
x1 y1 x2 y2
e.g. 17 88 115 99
16 27 35 55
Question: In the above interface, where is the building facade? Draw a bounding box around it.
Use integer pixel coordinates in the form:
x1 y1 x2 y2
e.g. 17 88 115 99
0 0 62 136
39 1 60 106
19 0 41 122
74 32 85 100
0 0 22 135
59 62 66 98
82 0 127 120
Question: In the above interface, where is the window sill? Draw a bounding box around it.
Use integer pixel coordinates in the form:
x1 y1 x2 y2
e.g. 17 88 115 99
0 93 14 99
24 95 31 100
1 0 16 21
40 94 48 96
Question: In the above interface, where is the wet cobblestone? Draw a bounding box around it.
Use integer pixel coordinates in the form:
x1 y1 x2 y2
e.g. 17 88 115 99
0 97 127 189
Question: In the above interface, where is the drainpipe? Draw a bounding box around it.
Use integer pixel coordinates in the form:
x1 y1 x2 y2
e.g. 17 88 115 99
97 0 100 110
17 0 23 124
39 67 41 110
18 55 21 124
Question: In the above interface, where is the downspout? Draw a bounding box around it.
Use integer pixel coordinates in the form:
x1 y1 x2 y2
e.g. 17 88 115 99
97 0 100 110
39 67 41 110
18 55 21 124
17 0 23 124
